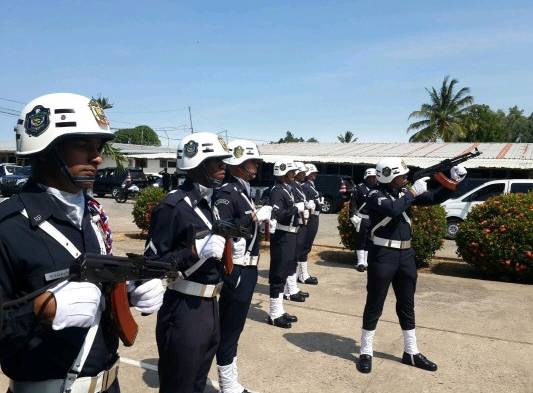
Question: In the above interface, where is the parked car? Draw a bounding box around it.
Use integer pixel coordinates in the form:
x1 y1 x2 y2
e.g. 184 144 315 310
93 167 149 197
441 179 533 239
0 166 31 196
314 174 354 213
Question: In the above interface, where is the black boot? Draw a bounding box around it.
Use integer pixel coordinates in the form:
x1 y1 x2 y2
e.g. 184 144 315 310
298 290 310 298
298 276 318 285
285 292 306 302
357 354 372 373
356 264 367 272
401 352 438 371
283 313 298 322
268 315 292 329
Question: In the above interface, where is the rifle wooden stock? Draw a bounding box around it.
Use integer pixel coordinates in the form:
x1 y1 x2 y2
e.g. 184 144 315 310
222 238 234 274
110 282 138 347
433 172 459 191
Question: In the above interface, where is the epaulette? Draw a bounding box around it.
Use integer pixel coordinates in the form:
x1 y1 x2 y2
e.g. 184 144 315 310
217 182 237 194
0 196 24 223
162 189 187 207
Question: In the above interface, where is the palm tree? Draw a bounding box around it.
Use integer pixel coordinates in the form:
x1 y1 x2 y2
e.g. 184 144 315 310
407 76 474 142
92 95 126 167
337 130 357 143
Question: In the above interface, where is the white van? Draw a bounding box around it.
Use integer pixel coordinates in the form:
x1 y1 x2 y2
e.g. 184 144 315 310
441 179 533 239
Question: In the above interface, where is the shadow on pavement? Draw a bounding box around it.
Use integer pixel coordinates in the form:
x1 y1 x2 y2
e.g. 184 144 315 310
315 249 355 268
140 358 159 388
283 332 402 365
248 300 270 324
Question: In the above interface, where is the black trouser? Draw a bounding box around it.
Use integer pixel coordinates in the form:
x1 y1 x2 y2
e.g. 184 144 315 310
295 224 308 267
156 290 220 393
356 218 371 251
301 214 319 262
269 230 297 298
216 266 258 366
362 246 417 331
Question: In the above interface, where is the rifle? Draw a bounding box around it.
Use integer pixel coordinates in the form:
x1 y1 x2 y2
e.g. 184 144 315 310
412 148 481 191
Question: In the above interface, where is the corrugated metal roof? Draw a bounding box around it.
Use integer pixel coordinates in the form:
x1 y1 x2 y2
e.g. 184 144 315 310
258 142 533 169
110 143 173 154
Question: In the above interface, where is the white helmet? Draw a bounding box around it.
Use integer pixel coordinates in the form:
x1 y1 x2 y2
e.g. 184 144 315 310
273 160 296 176
375 157 409 184
15 93 114 156
305 163 319 176
294 161 307 175
223 139 263 166
177 132 231 170
364 168 377 179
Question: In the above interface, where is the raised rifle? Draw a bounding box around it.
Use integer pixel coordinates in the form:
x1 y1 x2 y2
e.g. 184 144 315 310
412 148 481 191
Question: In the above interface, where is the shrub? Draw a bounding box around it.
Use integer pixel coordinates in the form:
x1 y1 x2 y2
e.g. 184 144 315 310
132 187 166 233
337 203 446 267
456 192 533 282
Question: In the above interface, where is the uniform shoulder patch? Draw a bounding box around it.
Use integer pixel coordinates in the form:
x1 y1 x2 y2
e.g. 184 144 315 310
0 197 24 223
214 198 230 206
163 189 186 206
367 190 380 198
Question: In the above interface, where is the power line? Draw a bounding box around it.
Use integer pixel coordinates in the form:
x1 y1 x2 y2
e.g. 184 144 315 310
0 97 25 105
106 108 189 114
0 110 18 117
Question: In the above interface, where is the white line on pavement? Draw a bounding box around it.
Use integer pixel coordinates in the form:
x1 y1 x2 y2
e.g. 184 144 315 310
120 357 220 390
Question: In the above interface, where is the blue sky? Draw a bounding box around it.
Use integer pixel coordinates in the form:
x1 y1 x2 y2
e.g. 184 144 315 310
1 0 533 146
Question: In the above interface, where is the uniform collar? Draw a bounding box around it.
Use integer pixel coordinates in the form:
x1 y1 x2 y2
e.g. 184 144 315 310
182 178 212 207
17 180 88 228
230 174 250 197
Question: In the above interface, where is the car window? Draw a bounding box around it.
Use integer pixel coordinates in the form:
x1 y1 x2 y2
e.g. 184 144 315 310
129 170 146 180
510 183 533 193
464 183 505 202
13 166 31 176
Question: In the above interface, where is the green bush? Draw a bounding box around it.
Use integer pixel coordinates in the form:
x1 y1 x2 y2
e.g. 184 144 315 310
337 203 446 267
132 187 166 233
456 192 533 282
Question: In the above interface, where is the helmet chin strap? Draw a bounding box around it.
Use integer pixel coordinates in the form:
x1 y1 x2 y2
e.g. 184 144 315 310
51 147 94 190
200 161 223 188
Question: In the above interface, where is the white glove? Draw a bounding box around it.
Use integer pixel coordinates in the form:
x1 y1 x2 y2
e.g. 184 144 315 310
269 219 277 234
306 200 316 212
411 176 430 196
50 281 103 330
129 279 165 314
319 196 324 204
255 205 272 222
195 234 226 260
350 215 362 232
232 237 247 260
450 164 467 182
303 209 310 219
295 202 305 213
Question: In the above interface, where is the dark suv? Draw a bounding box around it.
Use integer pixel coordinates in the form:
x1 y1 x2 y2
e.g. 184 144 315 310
314 174 354 213
0 165 32 197
93 167 149 198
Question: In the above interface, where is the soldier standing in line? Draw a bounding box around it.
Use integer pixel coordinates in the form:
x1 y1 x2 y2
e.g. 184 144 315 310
267 160 304 328
357 157 467 374
349 168 378 272
213 140 272 393
145 132 246 393
298 163 321 285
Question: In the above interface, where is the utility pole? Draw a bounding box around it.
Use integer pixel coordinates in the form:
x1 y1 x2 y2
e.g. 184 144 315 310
188 106 194 134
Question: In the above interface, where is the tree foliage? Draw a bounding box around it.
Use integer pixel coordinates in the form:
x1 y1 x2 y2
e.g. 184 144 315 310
114 125 161 146
408 76 474 142
274 131 304 143
307 137 319 143
337 130 357 143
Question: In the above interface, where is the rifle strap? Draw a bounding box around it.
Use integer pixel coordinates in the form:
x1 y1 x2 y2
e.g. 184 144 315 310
182 196 213 278
19 209 103 391
239 191 258 256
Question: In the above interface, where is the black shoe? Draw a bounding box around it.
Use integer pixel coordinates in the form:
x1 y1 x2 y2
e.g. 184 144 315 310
298 276 318 285
283 313 298 322
268 316 292 328
285 293 306 302
298 290 310 298
401 352 438 371
357 354 372 373
356 264 367 272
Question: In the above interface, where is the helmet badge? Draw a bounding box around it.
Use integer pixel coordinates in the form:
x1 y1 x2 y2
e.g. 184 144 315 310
279 163 286 171
184 140 198 158
88 99 110 127
24 105 50 136
233 145 244 158
382 167 391 177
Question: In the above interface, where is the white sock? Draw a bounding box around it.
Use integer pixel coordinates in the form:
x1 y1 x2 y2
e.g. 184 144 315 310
291 272 300 294
283 278 290 296
232 357 244 392
403 329 419 355
218 362 240 393
269 296 283 319
360 329 375 356
278 293 286 315
356 250 366 266
299 261 311 280
364 250 369 266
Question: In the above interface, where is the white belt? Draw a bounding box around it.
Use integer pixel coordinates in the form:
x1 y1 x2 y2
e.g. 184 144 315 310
10 361 119 393
312 211 320 216
276 223 299 233
373 236 411 249
233 255 259 267
356 213 369 219
168 279 223 298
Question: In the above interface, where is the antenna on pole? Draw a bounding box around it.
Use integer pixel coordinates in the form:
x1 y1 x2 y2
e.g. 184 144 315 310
188 106 194 134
